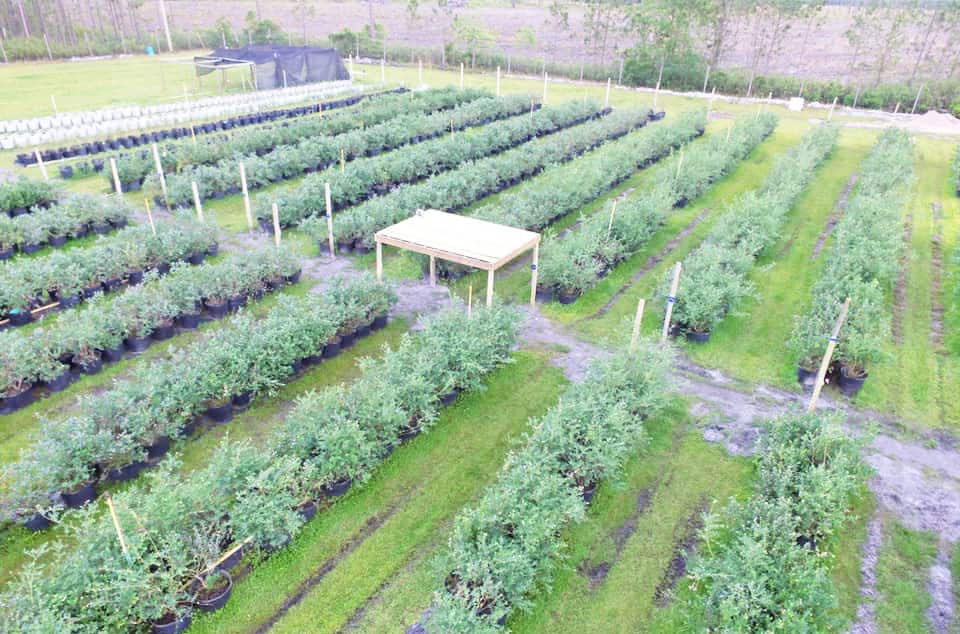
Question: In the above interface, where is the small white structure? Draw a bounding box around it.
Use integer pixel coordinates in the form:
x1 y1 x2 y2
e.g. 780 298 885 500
789 97 805 112
375 209 541 307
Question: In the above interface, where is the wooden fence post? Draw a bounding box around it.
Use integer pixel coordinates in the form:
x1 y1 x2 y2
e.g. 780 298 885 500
530 242 539 307
807 297 851 412
191 181 203 221
144 198 156 235
324 182 336 259
110 157 122 195
104 493 129 559
151 143 168 208
542 71 548 104
340 148 345 173
828 96 839 121
271 203 281 246
605 78 611 109
34 149 48 180
606 200 618 239
239 161 253 231
661 262 682 342
630 298 646 352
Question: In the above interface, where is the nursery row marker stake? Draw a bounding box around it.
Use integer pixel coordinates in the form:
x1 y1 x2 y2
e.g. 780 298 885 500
271 203 281 246
34 149 48 180
104 493 130 560
543 71 548 104
675 149 685 180
340 148 345 172
703 65 711 93
828 96 838 121
348 55 353 76
151 143 168 209
606 199 618 239
239 161 253 232
324 182 335 259
381 58 385 83
911 83 924 114
42 32 53 61
530 241 539 307
807 297 851 412
661 261 682 342
460 62 464 89
604 77 611 108
110 157 122 194
468 284 473 318
450 120 455 138
630 298 646 352
496 66 501 96
50 94 58 116
143 198 156 235
191 181 203 221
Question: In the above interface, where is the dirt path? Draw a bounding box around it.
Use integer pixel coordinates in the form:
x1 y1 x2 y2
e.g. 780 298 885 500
927 541 957 633
849 516 884 634
812 173 858 259
595 209 712 317
930 202 945 349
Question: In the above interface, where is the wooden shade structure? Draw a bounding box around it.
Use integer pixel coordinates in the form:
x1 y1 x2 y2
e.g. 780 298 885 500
374 209 541 306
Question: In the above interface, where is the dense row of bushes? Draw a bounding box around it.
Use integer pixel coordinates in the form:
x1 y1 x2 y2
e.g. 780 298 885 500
669 124 839 337
161 93 532 208
0 32 199 62
0 247 299 414
0 304 518 631
0 217 217 319
680 411 870 631
130 87 471 191
0 273 395 526
539 113 778 300
954 146 960 196
0 193 131 256
789 129 914 386
425 345 673 631
0 177 62 216
311 104 650 249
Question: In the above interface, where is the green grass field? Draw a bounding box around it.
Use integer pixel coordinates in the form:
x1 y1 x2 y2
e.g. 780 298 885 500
1 55 957 633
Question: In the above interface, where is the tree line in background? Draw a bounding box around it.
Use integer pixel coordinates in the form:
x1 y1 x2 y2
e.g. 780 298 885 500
2 1 960 115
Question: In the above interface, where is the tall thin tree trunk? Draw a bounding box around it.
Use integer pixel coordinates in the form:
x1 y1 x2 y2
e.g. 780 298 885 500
909 11 938 84
16 0 30 37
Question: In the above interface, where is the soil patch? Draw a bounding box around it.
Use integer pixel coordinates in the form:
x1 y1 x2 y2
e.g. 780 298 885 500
519 306 608 382
653 497 709 607
596 208 712 316
891 214 913 345
849 514 884 634
930 203 945 348
812 173 858 259
926 541 956 633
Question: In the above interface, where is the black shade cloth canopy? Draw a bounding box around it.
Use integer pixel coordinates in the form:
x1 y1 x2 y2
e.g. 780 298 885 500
195 45 350 90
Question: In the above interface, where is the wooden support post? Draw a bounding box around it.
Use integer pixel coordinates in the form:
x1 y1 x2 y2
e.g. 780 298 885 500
486 268 494 306
459 63 465 89
340 148 345 173
380 57 385 83
429 256 437 286
675 150 685 180
104 493 129 558
110 157 122 194
630 298 646 352
42 32 53 60
496 66 501 96
50 94 58 116
376 241 383 279
828 96 838 121
911 84 924 114
324 183 336 259
468 284 473 318
661 262 682 342
703 65 711 93
807 297 851 412
606 200 618 239
191 181 203 221
654 62 663 108
34 149 48 180
530 242 539 307
894 101 901 114
282 69 288 89
144 198 156 234
151 144 168 209
542 71 548 104
236 161 252 231
271 203 281 246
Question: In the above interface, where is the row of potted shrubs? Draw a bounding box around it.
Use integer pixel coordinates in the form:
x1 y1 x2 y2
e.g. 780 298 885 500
678 411 869 631
161 92 532 208
0 273 395 531
667 124 840 341
0 303 518 633
537 113 779 303
789 128 915 396
0 192 133 258
0 176 62 217
307 102 644 251
953 145 960 196
423 344 673 631
0 216 217 324
0 247 301 416
16 88 388 167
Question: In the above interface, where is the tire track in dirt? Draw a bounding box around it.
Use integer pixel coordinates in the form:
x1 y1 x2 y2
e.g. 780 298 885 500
927 540 957 633
812 173 858 259
891 214 913 345
930 203 945 349
653 497 709 607
849 515 884 634
595 208 712 317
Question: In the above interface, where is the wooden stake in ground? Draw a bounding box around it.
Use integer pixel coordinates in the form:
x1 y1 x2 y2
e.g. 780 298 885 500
34 149 48 180
542 71 548 104
429 256 437 287
530 241 539 307
630 298 646 352
604 77 611 109
340 148 345 173
702 65 711 93
468 284 473 318
828 96 838 121
271 203 281 247
661 262 682 342
191 181 203 221
460 62 464 89
104 493 129 559
50 94 58 116
151 143 168 208
380 58 385 83
606 200 618 239
806 297 851 412
324 182 336 259
143 198 156 235
675 149 685 180
496 66 501 97
239 161 253 232
109 157 122 194
348 55 354 77
911 84 924 114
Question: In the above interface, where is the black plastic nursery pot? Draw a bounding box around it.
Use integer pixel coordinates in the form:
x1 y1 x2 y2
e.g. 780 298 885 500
8 308 34 326
205 400 234 424
557 289 581 305
21 242 43 254
58 294 81 309
317 241 331 256
231 391 253 409
102 344 125 363
337 239 355 254
322 340 341 358
205 299 229 319
107 460 147 482
0 246 13 260
440 390 459 407
23 512 53 532
194 572 233 612
298 500 318 522
50 235 68 248
685 330 711 344
227 294 247 311
581 481 599 504
92 222 112 235
146 435 171 460
151 611 191 634
356 323 372 338
177 312 202 329
796 365 818 386
125 335 152 353
838 367 868 397
340 332 357 349
323 478 353 498
285 269 302 284
179 417 201 438
45 370 73 392
102 277 124 293
61 481 97 508
152 322 176 341
399 423 422 442
535 286 554 304
371 314 388 330
207 243 219 257
188 251 205 265
75 356 103 376
128 270 145 285
0 385 35 414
